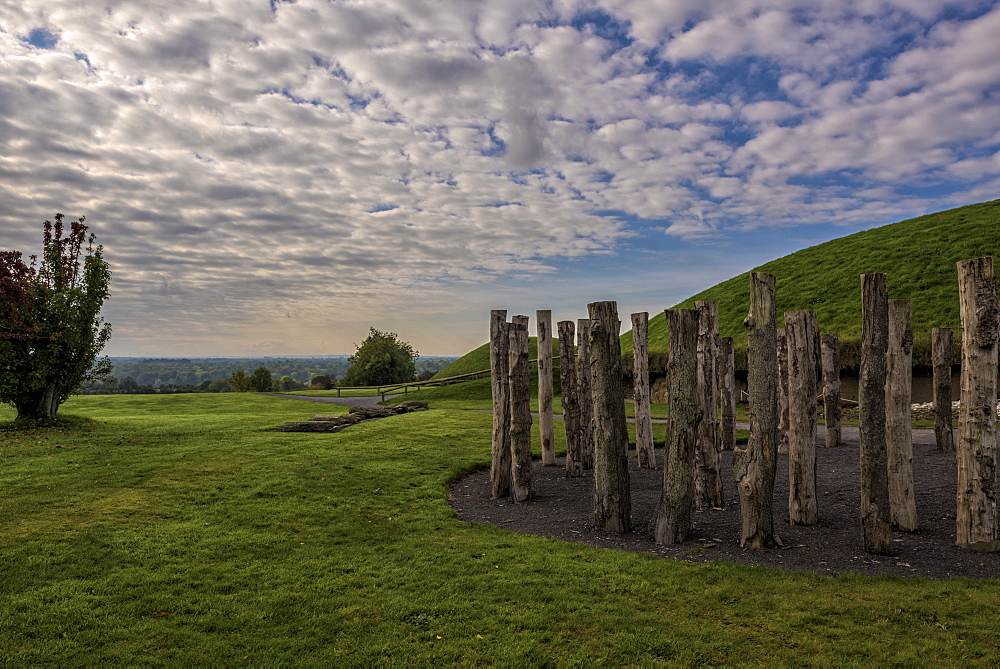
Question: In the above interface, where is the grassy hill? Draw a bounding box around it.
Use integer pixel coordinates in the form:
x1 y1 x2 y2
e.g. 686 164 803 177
433 336 561 379
621 199 1000 370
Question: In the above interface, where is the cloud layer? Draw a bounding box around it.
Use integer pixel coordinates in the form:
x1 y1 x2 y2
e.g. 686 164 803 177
2 1 998 355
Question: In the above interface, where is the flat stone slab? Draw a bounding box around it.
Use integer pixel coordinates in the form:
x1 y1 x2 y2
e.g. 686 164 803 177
278 402 429 433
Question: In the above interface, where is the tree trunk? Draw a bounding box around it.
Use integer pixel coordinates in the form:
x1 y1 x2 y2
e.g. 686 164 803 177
719 337 736 452
859 273 891 554
733 272 780 549
654 308 700 544
558 320 583 478
632 312 656 469
489 310 511 499
15 382 63 422
695 301 724 508
785 310 819 526
932 327 955 452
821 334 842 448
536 310 556 466
509 316 534 503
588 301 631 533
577 318 595 470
777 328 790 455
887 299 918 532
956 257 999 547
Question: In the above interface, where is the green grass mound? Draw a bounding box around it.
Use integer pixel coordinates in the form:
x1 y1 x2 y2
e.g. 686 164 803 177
433 336 561 379
622 199 1000 370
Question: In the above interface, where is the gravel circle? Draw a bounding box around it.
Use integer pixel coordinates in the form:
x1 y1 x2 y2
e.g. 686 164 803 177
450 429 999 580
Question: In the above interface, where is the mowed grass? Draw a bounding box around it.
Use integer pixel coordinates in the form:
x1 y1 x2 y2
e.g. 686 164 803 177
2 394 997 664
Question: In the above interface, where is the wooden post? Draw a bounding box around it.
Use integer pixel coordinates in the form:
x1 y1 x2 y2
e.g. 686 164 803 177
777 328 790 455
558 320 583 478
653 309 700 544
821 334 842 448
860 273 891 554
887 300 918 532
785 310 819 526
956 257 999 547
733 272 780 549
536 310 556 466
588 301 631 533
509 316 534 503
695 301 724 508
577 318 595 470
719 337 737 452
489 310 511 499
632 312 656 469
932 327 955 452
785 311 819 525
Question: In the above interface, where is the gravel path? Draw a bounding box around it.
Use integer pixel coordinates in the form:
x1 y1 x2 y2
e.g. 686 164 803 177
262 393 400 408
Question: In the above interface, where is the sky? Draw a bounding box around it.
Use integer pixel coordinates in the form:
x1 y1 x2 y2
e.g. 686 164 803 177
1 0 999 357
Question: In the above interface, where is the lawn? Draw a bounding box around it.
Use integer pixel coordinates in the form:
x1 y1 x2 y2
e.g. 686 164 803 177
1 394 997 664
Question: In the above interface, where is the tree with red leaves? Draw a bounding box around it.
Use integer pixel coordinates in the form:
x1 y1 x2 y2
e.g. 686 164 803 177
1 214 112 421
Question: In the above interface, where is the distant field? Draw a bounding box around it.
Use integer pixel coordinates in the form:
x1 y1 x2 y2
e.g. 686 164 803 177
2 394 997 663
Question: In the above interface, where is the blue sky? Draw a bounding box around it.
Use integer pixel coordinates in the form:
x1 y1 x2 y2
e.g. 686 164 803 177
2 0 998 356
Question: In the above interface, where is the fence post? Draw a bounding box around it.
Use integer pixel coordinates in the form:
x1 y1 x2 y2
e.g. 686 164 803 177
695 300 724 508
719 337 736 452
536 310 556 466
956 257 998 547
577 318 595 470
558 320 582 478
509 315 534 503
777 328 790 455
490 310 512 499
860 273 891 554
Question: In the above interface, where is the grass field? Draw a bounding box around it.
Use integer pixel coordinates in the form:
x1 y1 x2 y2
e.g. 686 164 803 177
2 393 997 664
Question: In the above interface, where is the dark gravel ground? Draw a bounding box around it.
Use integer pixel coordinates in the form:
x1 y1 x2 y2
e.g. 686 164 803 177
450 428 1000 580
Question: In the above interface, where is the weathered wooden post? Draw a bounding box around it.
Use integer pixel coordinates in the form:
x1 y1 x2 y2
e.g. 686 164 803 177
577 318 595 470
536 310 556 466
588 301 631 533
653 308 700 544
558 320 583 478
887 299 917 532
777 328 790 455
719 337 737 452
490 310 511 499
956 257 999 547
733 272 780 549
932 327 955 452
860 273 891 554
821 334 842 448
695 300 724 508
509 316 534 503
632 312 656 469
785 310 819 526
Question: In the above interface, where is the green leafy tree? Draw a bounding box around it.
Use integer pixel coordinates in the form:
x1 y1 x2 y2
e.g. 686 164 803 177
341 328 418 386
228 369 251 392
0 214 112 421
310 374 334 390
277 375 305 391
248 367 276 392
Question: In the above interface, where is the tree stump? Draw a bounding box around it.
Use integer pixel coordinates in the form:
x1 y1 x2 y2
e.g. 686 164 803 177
821 334 842 448
588 301 631 533
695 300 724 509
956 257 999 547
536 310 556 466
577 318 595 470
777 328 790 455
632 312 656 469
489 310 511 499
860 273 891 554
733 272 780 549
932 327 955 452
887 299 917 532
509 316 534 503
558 320 583 478
654 309 700 544
785 310 819 526
719 337 737 452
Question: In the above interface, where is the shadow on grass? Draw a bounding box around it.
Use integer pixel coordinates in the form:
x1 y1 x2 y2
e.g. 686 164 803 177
0 413 104 432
